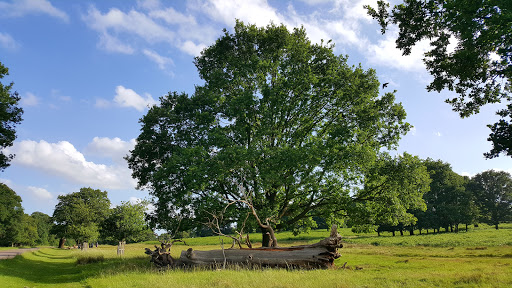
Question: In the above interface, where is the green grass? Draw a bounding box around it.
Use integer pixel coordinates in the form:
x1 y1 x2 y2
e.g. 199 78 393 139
1 225 511 287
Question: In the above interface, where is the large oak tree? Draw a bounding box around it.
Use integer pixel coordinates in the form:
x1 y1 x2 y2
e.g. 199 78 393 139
127 22 411 246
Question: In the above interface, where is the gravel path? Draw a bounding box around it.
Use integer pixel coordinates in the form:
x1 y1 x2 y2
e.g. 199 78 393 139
0 248 39 260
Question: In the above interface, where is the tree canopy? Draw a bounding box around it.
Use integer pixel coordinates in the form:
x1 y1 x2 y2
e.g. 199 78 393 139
365 0 512 158
350 153 430 233
52 187 111 244
468 170 512 229
102 200 152 243
127 21 412 246
0 61 24 170
0 183 23 246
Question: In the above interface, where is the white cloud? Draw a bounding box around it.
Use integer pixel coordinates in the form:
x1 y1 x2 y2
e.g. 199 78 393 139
180 41 206 57
5 140 136 190
84 6 175 45
113 85 157 111
22 92 39 107
97 32 135 54
149 6 195 25
460 172 474 178
0 178 13 186
366 32 428 71
28 186 52 200
194 0 283 28
0 32 19 50
143 49 174 70
434 131 442 137
137 0 161 11
0 0 69 22
95 98 111 109
86 137 136 163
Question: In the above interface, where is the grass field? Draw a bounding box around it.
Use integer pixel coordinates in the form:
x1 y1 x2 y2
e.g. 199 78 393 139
1 224 511 287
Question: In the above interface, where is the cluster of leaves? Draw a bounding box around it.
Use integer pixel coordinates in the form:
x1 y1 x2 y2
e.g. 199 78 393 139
0 61 23 170
365 0 512 158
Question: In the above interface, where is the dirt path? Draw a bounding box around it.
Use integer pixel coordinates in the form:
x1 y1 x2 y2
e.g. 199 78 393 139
0 248 39 260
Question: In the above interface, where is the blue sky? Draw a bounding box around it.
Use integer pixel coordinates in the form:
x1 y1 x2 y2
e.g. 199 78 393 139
1 0 511 217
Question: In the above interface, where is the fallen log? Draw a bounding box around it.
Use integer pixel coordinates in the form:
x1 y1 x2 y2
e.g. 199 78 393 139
145 225 343 269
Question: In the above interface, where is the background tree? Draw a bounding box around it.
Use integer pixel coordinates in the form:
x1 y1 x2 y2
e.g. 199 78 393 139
127 21 411 246
418 159 477 233
31 212 54 246
0 183 23 246
10 213 38 247
350 153 430 235
0 61 24 170
102 200 152 243
468 170 512 229
52 187 110 247
365 1 512 158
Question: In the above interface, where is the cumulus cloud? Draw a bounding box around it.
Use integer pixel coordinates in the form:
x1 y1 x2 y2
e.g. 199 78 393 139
0 32 19 50
366 35 428 71
97 32 135 54
113 85 157 111
143 49 174 71
28 186 52 200
22 92 39 107
82 0 426 75
0 0 69 22
86 137 136 163
194 0 283 28
83 6 175 45
5 140 136 190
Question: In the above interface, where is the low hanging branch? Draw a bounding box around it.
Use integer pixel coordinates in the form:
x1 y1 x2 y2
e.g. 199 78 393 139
145 224 343 269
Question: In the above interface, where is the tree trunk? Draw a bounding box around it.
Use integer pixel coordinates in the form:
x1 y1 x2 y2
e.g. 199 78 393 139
495 223 499 230
261 230 271 247
58 237 66 249
146 225 343 269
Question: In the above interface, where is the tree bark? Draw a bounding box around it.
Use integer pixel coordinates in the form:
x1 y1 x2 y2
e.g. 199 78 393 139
146 225 343 269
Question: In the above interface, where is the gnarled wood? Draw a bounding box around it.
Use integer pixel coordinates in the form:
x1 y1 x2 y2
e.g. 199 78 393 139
145 225 343 269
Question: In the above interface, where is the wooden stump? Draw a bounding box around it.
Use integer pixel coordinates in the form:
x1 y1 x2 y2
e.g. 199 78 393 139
145 225 343 269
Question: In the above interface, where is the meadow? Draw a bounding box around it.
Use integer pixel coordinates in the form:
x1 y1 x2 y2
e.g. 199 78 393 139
1 224 511 288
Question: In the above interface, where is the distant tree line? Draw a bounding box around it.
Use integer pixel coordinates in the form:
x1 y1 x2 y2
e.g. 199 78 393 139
0 185 156 247
354 160 512 236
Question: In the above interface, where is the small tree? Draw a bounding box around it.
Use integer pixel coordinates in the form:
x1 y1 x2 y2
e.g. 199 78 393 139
102 201 152 243
468 170 512 229
0 61 23 171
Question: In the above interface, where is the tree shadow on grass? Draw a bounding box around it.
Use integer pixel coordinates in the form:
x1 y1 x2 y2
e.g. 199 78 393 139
0 248 151 286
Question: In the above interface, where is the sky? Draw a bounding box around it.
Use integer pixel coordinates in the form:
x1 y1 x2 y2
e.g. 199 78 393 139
0 0 511 217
